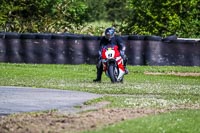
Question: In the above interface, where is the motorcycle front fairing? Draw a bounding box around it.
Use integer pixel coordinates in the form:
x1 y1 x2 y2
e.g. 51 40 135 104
101 45 120 59
101 45 125 82
103 58 118 77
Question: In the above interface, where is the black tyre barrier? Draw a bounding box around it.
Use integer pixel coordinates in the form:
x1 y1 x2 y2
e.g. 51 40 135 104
169 40 199 66
67 35 84 64
144 35 163 65
144 35 162 41
148 39 200 66
121 35 129 42
0 33 6 62
0 32 5 38
20 33 36 63
5 32 22 63
129 35 146 40
83 36 100 64
126 35 146 65
162 35 177 42
51 34 68 64
1 32 200 66
35 33 52 64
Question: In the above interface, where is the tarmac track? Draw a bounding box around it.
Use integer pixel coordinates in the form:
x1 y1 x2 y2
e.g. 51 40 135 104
0 86 101 116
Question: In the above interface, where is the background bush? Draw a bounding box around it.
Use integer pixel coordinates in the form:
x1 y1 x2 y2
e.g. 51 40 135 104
122 0 200 37
0 0 199 37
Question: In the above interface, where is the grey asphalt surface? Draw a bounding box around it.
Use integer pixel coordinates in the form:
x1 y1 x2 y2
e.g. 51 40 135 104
0 86 102 116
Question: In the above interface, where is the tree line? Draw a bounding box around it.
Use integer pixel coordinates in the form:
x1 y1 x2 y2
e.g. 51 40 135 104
0 0 199 38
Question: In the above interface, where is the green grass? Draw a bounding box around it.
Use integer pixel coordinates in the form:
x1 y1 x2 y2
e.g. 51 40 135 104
1 63 200 94
83 109 200 133
1 63 200 132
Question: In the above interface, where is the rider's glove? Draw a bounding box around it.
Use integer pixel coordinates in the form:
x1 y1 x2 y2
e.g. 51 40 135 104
98 50 102 60
120 50 125 59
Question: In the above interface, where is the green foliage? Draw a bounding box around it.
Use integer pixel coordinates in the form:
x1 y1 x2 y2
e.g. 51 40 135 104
105 0 129 22
85 0 129 22
0 0 56 32
0 0 199 37
85 0 108 21
0 0 89 33
54 0 88 25
122 0 200 37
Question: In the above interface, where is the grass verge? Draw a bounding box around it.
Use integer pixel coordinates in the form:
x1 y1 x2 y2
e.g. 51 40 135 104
83 109 200 133
0 63 200 133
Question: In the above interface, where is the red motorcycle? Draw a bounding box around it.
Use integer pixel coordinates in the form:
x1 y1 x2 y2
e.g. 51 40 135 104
101 45 125 83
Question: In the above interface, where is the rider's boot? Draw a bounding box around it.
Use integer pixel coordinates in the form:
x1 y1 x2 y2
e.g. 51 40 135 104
124 66 129 74
123 57 129 75
93 64 103 82
93 69 102 82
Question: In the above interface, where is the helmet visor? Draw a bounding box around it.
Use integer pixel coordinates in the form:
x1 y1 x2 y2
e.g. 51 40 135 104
105 33 113 39
105 29 114 40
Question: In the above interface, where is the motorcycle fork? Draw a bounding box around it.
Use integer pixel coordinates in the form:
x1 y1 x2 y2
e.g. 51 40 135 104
107 60 119 76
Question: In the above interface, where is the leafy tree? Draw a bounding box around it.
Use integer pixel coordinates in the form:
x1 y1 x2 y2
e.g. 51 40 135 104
0 0 57 32
85 0 130 22
122 0 200 37
0 0 89 32
0 0 199 38
105 0 129 22
85 0 108 21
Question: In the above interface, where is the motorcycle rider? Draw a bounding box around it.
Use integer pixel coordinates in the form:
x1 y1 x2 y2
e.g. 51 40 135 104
93 27 128 82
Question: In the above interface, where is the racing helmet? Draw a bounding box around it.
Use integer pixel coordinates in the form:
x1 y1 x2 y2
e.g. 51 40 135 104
105 27 115 40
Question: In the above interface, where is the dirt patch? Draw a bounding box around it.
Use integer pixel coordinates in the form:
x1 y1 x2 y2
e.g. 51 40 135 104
144 72 200 76
1 103 199 133
0 108 165 133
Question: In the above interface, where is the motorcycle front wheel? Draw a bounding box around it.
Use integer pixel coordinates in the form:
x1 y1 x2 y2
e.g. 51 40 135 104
108 63 118 83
